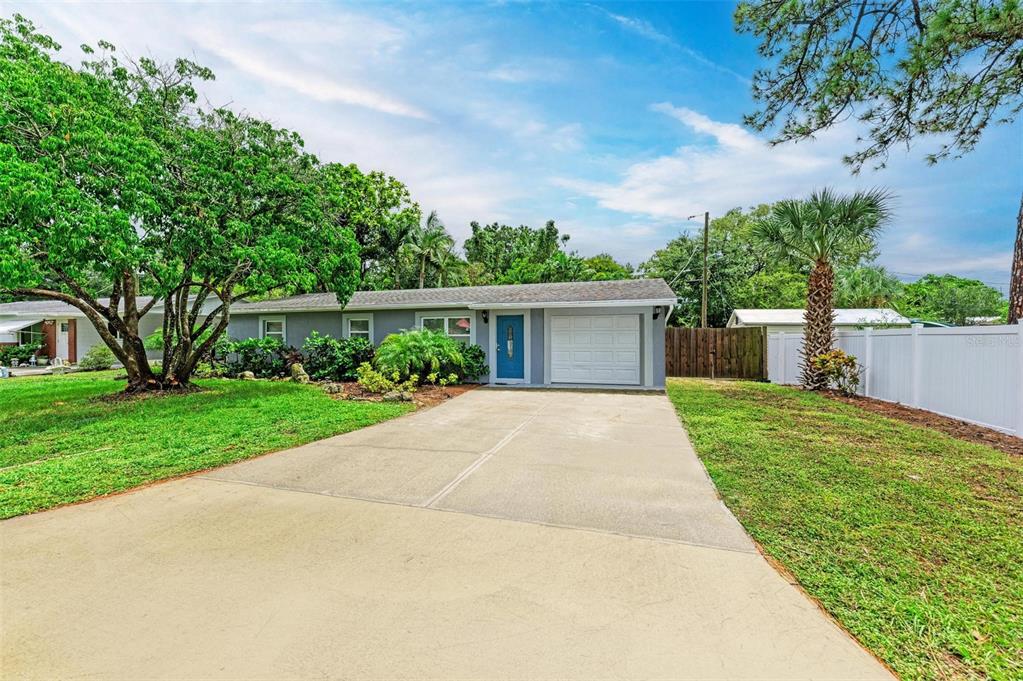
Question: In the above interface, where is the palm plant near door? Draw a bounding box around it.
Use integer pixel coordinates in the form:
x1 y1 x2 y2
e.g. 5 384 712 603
753 188 892 390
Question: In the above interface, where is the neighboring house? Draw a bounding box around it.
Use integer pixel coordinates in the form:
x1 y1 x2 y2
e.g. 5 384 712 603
230 279 676 388
0 297 218 364
727 308 910 334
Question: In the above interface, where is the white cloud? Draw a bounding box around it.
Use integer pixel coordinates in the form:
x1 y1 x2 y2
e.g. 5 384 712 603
603 11 674 45
594 7 751 84
554 103 846 221
188 28 430 120
485 58 569 83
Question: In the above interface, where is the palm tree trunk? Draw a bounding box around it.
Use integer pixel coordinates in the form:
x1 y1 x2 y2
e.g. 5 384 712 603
1009 191 1023 324
419 256 426 289
801 259 836 390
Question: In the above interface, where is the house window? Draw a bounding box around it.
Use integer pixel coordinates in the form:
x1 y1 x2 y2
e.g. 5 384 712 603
260 316 286 343
347 315 373 342
17 322 44 347
420 315 472 343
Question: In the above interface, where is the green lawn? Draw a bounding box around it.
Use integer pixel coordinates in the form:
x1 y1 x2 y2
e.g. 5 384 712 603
667 379 1022 681
0 371 412 519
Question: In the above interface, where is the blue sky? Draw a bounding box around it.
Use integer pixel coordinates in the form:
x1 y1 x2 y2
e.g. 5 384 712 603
17 1 1023 290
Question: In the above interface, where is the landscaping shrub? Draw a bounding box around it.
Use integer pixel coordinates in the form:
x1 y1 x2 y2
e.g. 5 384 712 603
355 362 419 394
302 331 374 381
374 329 464 382
461 344 487 381
0 343 42 366
810 349 861 396
78 344 116 371
224 337 290 378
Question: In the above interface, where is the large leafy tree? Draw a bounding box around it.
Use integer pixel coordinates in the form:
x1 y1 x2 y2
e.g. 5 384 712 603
317 164 420 286
894 273 1006 324
753 189 892 389
0 16 360 391
463 219 569 284
736 1 1023 320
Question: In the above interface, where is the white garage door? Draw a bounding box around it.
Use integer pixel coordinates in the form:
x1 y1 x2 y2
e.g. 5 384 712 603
550 315 641 385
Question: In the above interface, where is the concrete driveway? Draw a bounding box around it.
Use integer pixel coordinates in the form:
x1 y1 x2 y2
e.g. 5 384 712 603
1 389 891 680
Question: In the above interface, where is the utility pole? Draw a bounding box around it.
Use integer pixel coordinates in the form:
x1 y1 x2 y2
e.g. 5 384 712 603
701 211 709 329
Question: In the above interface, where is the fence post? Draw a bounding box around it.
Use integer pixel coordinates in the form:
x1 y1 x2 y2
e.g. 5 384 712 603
778 331 786 384
910 323 923 408
761 326 768 381
863 326 872 397
1017 321 1023 436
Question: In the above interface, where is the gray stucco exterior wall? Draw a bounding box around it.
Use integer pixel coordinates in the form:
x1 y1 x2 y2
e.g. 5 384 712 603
653 313 666 386
226 304 666 389
229 311 342 348
227 315 259 344
530 308 544 384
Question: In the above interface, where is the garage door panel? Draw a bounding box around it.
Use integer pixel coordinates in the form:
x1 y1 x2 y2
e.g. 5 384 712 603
550 314 641 385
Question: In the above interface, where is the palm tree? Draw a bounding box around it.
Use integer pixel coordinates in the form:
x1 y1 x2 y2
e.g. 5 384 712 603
375 220 414 289
434 247 466 288
835 265 903 308
754 188 892 389
408 211 453 288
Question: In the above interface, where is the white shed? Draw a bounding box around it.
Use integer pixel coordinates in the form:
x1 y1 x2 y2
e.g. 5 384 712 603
726 308 909 334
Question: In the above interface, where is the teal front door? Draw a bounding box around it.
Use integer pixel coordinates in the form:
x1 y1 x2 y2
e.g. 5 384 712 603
495 314 525 380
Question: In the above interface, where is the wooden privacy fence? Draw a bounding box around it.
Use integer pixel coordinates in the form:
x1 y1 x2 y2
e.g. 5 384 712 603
665 326 767 379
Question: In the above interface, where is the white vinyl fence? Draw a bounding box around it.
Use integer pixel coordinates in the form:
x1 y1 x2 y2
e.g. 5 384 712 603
768 323 1023 435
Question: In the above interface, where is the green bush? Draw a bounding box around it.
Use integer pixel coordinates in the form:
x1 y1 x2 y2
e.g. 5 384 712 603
461 344 487 381
224 337 290 378
78 344 117 371
374 329 464 382
302 331 374 381
810 349 861 396
355 362 419 394
0 343 42 366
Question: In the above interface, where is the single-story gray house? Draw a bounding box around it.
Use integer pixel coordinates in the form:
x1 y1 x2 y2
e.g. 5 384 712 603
230 279 676 388
1 279 676 388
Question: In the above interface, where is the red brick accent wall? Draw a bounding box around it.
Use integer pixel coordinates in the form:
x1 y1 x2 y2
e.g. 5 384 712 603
68 319 77 363
42 320 56 358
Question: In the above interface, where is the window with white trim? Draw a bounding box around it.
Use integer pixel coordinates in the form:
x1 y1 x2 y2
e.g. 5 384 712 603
260 316 286 343
348 317 371 341
420 314 472 343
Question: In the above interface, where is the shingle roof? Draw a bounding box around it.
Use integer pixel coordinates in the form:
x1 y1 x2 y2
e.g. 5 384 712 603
0 280 676 317
0 297 158 317
233 279 676 313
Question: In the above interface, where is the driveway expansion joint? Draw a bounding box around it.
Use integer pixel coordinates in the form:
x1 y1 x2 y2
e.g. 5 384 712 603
195 474 759 554
418 403 548 509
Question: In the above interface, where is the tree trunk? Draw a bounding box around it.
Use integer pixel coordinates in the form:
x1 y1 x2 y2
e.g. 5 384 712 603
801 259 836 390
1009 191 1023 324
419 256 426 289
120 338 159 393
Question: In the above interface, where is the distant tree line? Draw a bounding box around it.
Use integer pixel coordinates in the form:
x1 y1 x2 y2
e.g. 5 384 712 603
640 203 1007 328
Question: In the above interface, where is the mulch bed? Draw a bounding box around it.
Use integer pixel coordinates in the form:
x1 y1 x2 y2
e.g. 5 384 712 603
330 382 477 408
823 391 1023 457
